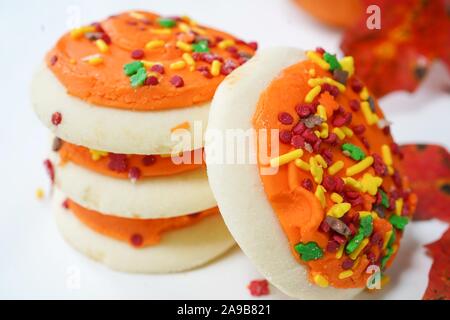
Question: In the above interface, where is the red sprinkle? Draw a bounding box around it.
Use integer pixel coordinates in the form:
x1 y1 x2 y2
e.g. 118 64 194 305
332 112 352 127
221 59 238 75
278 112 294 125
319 220 330 233
170 75 184 88
321 148 333 166
372 153 387 176
130 234 144 247
128 167 141 182
197 66 213 78
145 76 159 86
291 135 305 148
131 49 145 59
327 240 340 253
302 129 319 144
315 47 325 54
150 64 165 74
323 176 337 192
51 112 62 126
62 199 70 209
108 154 128 173
279 130 292 144
333 234 347 244
352 124 366 135
43 159 55 183
350 78 363 93
301 178 314 192
334 177 345 193
323 132 338 146
247 279 270 297
342 259 354 270
321 83 339 97
295 104 312 118
50 55 58 66
247 41 258 51
292 122 306 135
349 99 360 112
142 155 157 166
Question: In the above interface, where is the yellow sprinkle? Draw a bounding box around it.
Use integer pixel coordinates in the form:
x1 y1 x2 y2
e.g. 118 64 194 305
176 41 192 52
83 54 103 65
182 53 195 66
316 104 327 120
315 154 328 168
211 60 222 77
331 193 343 204
295 159 310 171
346 156 374 176
178 22 190 32
89 149 108 161
326 203 351 218
35 188 45 199
392 244 398 254
319 123 329 139
350 238 369 260
332 127 346 140
191 26 207 35
336 244 345 259
308 68 316 76
360 87 369 100
218 39 235 50
270 149 303 167
361 102 378 125
395 198 404 216
315 185 327 208
305 85 321 103
141 60 162 68
328 161 344 176
353 255 362 269
314 130 321 138
381 144 393 166
308 77 346 92
70 25 96 39
359 211 372 218
95 39 109 53
170 60 186 70
387 165 395 176
310 157 324 184
313 273 329 288
383 230 393 249
341 126 353 138
339 56 354 76
338 270 354 280
145 40 165 49
129 11 147 20
343 177 365 192
360 173 383 195
306 51 330 70
151 28 172 35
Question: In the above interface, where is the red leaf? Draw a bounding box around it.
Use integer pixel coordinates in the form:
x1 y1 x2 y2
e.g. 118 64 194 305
400 144 450 223
341 0 450 97
423 228 450 300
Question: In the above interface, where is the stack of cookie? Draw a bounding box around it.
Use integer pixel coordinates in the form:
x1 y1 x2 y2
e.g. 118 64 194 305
32 10 256 272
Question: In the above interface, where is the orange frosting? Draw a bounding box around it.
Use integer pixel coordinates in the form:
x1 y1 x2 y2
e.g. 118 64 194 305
58 140 203 179
253 57 415 288
47 11 255 111
67 199 217 247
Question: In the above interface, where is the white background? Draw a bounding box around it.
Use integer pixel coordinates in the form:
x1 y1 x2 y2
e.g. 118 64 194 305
0 0 449 299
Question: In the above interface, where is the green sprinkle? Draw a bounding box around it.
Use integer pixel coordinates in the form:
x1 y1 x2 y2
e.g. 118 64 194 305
389 215 409 230
192 40 210 53
124 61 144 76
342 143 366 161
158 17 176 28
387 230 396 248
379 190 389 208
381 247 394 269
346 232 364 254
360 215 374 237
130 67 147 88
294 242 323 261
323 52 341 71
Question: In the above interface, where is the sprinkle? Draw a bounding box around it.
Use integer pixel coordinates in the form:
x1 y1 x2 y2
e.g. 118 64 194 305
359 215 374 237
131 49 145 60
333 69 349 85
51 112 62 126
346 232 364 254
270 149 303 167
176 41 192 52
326 203 351 218
361 102 379 125
70 25 96 39
313 273 329 288
130 233 143 247
306 51 330 70
309 157 323 184
338 270 354 279
130 67 147 87
145 40 165 49
315 185 327 208
170 60 186 70
336 244 345 259
247 280 270 297
123 61 144 76
315 154 328 168
150 28 172 35
35 188 45 199
218 39 235 50
323 52 341 71
339 56 354 76
332 127 346 140
360 173 383 195
316 104 327 120
171 121 191 132
305 85 322 103
349 238 369 260
210 60 222 77
346 156 374 176
278 112 294 125
342 143 366 161
83 54 103 65
360 87 369 100
145 75 159 86
390 215 409 230
328 160 344 175
308 77 346 92
381 144 393 166
295 159 310 171
170 75 184 88
294 242 324 261
341 126 353 138
383 230 394 249
157 17 176 28
331 193 343 203
89 149 108 161
182 53 195 69
319 123 329 139
395 198 404 216
95 39 109 53
343 177 364 192
192 40 210 53
178 22 191 32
